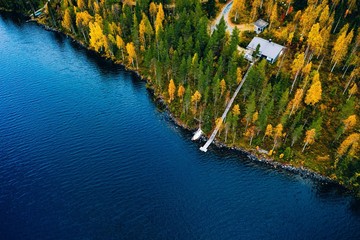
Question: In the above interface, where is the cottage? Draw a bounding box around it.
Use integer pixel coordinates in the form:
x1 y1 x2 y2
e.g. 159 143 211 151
254 19 269 34
244 37 285 64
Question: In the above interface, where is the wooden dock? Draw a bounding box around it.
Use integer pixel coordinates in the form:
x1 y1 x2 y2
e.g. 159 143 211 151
200 63 254 152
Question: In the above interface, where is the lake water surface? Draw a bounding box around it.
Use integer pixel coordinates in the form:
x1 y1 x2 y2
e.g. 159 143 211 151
0 13 360 240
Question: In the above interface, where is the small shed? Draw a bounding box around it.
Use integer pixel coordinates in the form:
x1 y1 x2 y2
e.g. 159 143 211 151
254 19 269 34
245 37 285 64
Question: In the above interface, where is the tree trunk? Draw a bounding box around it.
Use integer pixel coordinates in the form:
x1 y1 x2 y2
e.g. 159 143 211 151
331 60 337 73
343 75 354 94
290 70 300 93
302 141 308 152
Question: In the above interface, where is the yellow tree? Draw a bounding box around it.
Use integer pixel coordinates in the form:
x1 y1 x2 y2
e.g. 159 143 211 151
89 21 105 52
301 62 312 89
191 90 202 114
307 23 323 57
299 5 319 36
77 0 85 9
232 104 240 144
302 128 316 152
269 3 278 30
62 8 73 33
288 88 304 116
252 111 258 123
343 115 357 132
287 31 294 46
168 79 176 103
149 2 157 22
245 126 256 145
76 11 93 42
348 83 358 99
250 0 261 21
290 52 305 93
216 117 224 136
319 4 330 28
155 3 164 36
177 85 185 103
273 123 283 150
236 67 242 84
331 26 354 72
305 72 322 106
337 133 360 157
263 123 273 141
230 0 246 23
116 35 125 61
220 79 226 96
126 42 137 69
139 19 146 50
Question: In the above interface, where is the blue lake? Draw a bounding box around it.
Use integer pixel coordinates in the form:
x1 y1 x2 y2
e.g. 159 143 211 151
0 13 360 240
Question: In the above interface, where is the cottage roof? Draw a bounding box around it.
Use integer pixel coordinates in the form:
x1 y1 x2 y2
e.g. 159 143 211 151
254 19 269 28
247 37 285 60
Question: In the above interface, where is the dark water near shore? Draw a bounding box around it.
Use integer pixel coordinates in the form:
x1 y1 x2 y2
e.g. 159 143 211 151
1 13 360 240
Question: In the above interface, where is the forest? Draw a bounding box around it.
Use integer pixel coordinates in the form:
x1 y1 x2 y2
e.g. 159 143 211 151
1 0 359 194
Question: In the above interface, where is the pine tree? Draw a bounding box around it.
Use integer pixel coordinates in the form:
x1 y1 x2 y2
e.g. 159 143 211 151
245 91 256 130
291 125 303 146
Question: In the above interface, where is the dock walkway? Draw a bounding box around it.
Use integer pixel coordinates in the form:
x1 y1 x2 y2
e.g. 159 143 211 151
200 63 254 152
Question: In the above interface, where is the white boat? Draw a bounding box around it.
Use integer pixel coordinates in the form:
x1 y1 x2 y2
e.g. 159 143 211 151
191 128 203 141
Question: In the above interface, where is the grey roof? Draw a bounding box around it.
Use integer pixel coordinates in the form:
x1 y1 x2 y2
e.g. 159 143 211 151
247 37 285 60
254 19 269 28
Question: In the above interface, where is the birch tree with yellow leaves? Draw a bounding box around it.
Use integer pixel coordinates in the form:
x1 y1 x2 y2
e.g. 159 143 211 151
168 79 176 103
290 52 305 93
126 42 138 69
230 0 246 23
62 8 74 33
305 71 322 106
272 123 283 150
191 90 201 114
302 128 316 152
337 133 360 158
89 21 105 52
